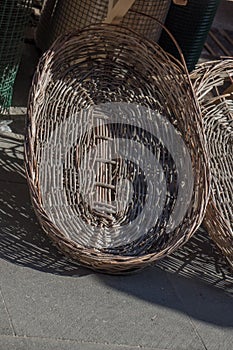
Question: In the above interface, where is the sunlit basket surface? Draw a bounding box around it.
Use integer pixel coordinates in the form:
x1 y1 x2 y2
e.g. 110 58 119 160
35 0 171 51
192 60 233 268
25 25 209 273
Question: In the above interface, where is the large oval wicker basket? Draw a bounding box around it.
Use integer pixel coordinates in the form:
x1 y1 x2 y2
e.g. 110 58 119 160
192 60 233 269
25 24 210 273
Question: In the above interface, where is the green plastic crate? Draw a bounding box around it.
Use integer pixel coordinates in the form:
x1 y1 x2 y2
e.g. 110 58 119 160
159 0 221 72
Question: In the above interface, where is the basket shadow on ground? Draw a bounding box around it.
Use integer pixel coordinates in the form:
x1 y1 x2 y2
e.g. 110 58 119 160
98 230 233 327
0 131 91 277
0 130 232 328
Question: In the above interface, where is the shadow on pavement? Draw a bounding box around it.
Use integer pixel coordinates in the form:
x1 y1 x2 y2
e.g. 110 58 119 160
0 132 92 277
156 226 233 294
0 131 232 328
99 259 233 328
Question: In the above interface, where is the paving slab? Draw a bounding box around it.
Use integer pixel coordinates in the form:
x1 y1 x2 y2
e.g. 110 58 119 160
167 274 233 350
0 290 14 336
0 335 168 350
0 259 205 350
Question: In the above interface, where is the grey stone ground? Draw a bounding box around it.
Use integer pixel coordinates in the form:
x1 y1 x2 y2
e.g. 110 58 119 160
0 1 233 349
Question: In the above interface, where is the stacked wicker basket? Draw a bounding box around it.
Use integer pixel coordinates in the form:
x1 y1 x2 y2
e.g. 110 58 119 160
24 0 232 273
192 60 233 268
25 19 210 273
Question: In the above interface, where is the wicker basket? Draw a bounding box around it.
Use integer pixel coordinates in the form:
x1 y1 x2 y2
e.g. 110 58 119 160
191 60 233 268
25 24 210 273
35 0 171 51
0 0 32 114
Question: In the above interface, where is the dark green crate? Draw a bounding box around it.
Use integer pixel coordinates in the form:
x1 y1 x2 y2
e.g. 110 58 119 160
159 0 221 72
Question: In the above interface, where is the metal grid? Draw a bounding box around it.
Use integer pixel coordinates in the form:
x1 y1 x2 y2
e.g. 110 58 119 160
0 0 32 113
36 0 171 51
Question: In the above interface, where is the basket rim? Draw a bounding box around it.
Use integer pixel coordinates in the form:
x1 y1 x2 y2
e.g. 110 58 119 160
192 58 233 267
25 24 211 270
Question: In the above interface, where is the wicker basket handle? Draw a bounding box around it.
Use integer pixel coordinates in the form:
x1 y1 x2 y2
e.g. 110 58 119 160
104 0 136 24
128 9 189 75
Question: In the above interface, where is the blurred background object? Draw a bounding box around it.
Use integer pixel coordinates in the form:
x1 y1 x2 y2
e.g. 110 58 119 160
0 0 32 114
159 0 221 72
35 0 172 51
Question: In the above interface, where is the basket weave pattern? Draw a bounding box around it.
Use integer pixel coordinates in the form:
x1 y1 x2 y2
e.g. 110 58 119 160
26 25 209 273
192 60 233 268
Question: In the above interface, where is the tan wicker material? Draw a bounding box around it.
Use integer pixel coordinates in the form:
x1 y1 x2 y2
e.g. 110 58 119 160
35 0 171 51
173 1 188 5
191 59 233 268
25 25 210 273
